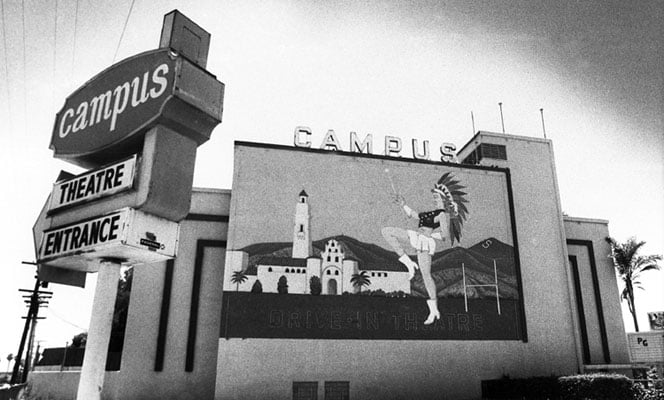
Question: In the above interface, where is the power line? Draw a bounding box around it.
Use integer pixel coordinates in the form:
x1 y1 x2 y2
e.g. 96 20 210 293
47 307 87 332
21 0 26 137
69 0 79 90
1 0 11 129
52 0 58 112
112 0 136 63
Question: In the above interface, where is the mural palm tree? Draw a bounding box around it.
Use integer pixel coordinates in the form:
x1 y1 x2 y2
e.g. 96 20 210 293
605 237 662 332
231 270 248 292
351 271 371 293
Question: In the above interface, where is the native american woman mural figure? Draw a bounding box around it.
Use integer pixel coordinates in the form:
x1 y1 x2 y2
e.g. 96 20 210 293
381 172 469 324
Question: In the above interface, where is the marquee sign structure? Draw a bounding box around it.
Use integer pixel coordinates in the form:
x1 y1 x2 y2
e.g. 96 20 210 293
32 10 224 400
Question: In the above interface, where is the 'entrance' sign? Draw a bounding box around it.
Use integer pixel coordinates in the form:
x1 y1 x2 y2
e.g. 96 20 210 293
38 208 179 272
49 156 137 212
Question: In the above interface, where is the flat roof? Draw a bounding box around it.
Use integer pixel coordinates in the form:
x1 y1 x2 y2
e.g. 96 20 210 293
563 215 609 225
457 130 551 156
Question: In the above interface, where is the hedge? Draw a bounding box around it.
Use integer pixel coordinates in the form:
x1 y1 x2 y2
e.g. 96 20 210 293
482 372 663 399
559 373 640 399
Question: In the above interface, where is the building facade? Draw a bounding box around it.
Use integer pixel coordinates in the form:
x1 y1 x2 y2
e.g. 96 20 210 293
29 131 629 400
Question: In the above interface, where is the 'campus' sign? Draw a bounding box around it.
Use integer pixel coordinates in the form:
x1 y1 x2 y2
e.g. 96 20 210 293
293 126 458 163
50 47 224 168
51 49 175 165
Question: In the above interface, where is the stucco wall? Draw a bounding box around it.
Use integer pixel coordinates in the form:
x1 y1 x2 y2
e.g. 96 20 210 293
112 188 229 400
28 371 119 400
564 216 630 364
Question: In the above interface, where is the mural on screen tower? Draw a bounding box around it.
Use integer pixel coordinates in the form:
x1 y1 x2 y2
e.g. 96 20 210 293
221 143 525 340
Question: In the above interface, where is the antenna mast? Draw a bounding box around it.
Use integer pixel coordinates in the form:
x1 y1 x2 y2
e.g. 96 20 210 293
498 102 505 133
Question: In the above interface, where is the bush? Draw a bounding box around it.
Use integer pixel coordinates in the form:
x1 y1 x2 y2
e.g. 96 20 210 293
482 375 559 399
638 386 664 400
277 276 288 294
309 276 322 295
559 373 640 400
482 373 663 400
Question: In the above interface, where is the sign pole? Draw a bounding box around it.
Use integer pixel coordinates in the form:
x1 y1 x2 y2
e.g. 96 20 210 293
76 259 121 400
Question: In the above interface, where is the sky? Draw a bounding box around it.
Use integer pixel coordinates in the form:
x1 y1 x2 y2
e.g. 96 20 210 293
0 0 662 365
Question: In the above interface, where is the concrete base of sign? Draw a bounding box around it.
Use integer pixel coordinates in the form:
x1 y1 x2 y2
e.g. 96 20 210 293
76 261 121 400
39 208 179 272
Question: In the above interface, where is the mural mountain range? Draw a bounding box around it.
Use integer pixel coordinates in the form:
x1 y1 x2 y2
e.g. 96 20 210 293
238 236 519 299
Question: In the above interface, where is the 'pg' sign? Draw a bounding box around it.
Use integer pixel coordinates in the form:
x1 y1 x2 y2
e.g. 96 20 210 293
627 332 664 363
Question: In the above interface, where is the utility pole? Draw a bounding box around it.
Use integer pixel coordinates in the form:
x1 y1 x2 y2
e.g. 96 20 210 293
11 262 51 384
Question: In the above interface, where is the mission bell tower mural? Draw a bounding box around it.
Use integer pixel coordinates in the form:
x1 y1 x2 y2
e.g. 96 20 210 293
292 190 312 259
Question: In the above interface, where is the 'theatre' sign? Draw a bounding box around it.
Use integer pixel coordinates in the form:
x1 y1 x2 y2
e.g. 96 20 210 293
49 156 136 212
38 208 179 272
50 48 224 168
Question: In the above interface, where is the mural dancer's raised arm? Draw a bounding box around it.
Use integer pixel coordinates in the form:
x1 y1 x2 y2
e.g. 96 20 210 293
394 194 419 219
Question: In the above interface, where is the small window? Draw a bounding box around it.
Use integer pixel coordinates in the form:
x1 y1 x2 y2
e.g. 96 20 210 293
334 256 339 263
327 256 331 262
461 148 478 165
293 381 318 400
300 197 306 203
286 268 290 273
299 224 304 233
480 143 507 160
326 270 331 275
325 381 349 400
268 267 273 272
334 270 339 276
384 273 388 278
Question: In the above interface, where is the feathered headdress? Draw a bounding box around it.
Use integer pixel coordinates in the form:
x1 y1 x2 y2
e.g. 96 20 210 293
433 172 469 245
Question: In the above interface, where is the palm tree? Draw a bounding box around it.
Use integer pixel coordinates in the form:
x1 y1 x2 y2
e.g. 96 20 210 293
230 270 248 291
350 271 371 293
605 237 662 332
